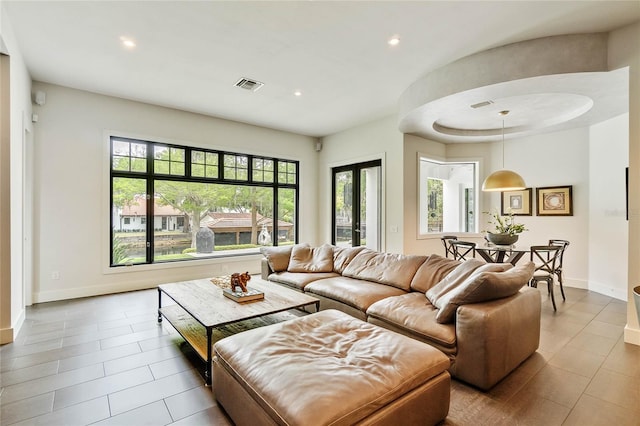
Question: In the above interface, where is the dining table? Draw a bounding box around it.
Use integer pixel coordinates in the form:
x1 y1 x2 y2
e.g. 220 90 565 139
475 244 531 265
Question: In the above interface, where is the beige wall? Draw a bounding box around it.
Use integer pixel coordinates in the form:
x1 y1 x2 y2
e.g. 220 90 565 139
0 50 11 344
30 83 319 302
0 2 33 343
608 22 640 344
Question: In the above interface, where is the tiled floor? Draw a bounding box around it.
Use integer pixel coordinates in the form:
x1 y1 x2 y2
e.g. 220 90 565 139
1 286 639 425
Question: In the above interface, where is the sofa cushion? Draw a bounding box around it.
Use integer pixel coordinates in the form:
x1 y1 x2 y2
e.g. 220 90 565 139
260 245 300 272
366 293 456 354
435 261 535 324
288 244 334 273
268 271 341 291
410 255 461 293
426 259 485 307
342 250 427 291
213 309 450 426
332 246 366 274
305 276 406 312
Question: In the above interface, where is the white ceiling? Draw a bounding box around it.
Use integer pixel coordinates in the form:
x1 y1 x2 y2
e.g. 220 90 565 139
3 1 639 139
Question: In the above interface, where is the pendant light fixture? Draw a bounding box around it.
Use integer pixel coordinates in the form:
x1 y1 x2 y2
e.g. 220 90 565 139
482 110 526 192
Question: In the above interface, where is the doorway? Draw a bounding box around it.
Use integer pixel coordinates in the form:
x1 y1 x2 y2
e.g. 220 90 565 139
331 160 382 250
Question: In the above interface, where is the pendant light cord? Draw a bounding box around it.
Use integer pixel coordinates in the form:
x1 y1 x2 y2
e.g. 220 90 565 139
502 119 505 169
499 110 509 169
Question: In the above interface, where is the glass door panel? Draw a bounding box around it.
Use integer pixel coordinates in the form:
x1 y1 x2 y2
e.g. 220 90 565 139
332 160 381 250
465 188 474 232
360 165 381 250
334 170 353 246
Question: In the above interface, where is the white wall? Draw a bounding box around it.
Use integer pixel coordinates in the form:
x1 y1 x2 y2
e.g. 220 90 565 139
0 1 33 342
31 82 318 302
404 127 597 292
504 128 591 290
318 115 404 253
589 114 629 300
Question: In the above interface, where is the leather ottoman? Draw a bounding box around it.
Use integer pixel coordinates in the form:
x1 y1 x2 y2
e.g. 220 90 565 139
213 309 450 426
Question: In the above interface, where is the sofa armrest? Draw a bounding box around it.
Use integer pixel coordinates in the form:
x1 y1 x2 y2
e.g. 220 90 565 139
452 287 540 390
261 258 274 280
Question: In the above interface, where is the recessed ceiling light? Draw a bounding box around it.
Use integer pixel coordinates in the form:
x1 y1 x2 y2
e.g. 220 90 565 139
388 36 400 46
120 36 136 48
294 91 302 97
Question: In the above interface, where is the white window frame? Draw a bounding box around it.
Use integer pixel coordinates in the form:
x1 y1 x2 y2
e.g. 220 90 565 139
417 154 481 238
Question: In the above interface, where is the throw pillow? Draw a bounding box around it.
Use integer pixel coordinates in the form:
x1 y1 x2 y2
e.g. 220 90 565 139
260 245 297 272
342 250 427 291
426 258 486 306
434 261 535 324
332 246 366 274
410 254 461 293
287 244 334 273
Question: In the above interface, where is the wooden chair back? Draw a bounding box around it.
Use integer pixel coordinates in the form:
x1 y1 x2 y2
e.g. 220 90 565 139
530 245 562 276
450 240 476 261
440 235 458 259
548 239 570 269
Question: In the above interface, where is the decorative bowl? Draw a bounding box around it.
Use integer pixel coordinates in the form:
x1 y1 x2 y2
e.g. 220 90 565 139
486 232 518 246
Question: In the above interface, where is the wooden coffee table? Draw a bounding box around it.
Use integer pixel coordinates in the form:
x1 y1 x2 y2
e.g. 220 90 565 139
157 277 319 386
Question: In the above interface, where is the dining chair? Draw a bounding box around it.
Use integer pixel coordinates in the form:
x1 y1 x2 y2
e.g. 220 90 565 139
440 235 458 259
450 240 476 261
548 239 570 301
529 245 563 311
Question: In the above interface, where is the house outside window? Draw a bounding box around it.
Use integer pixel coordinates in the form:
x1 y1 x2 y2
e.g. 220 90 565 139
110 136 298 266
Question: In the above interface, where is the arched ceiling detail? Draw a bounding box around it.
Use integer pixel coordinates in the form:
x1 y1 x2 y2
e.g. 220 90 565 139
398 34 629 143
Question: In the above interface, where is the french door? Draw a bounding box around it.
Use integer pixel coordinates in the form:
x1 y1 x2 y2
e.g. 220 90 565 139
331 160 382 250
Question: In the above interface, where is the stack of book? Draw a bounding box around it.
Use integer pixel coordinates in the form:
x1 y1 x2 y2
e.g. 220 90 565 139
222 287 264 303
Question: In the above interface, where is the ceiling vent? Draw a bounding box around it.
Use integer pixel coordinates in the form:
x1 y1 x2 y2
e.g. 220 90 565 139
470 100 494 109
235 78 264 92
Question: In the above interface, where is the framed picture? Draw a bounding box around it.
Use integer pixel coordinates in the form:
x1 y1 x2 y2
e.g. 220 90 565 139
501 188 532 216
536 185 573 216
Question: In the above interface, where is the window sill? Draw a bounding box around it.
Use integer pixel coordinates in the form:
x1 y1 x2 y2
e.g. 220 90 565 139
417 232 484 240
103 251 263 275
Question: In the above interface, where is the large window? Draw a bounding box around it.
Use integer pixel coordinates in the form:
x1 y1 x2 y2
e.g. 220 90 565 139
419 157 478 234
110 137 298 266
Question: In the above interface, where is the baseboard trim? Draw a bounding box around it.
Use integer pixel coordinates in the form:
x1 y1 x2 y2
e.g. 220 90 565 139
589 284 628 302
0 327 14 344
33 280 159 303
623 325 640 346
13 308 25 340
587 281 628 302
563 278 589 292
33 266 262 303
0 309 25 344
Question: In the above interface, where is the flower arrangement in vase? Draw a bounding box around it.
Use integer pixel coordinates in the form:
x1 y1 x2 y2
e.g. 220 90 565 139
484 210 527 245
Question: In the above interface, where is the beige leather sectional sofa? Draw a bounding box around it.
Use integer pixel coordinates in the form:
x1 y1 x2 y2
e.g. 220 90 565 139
261 244 541 390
